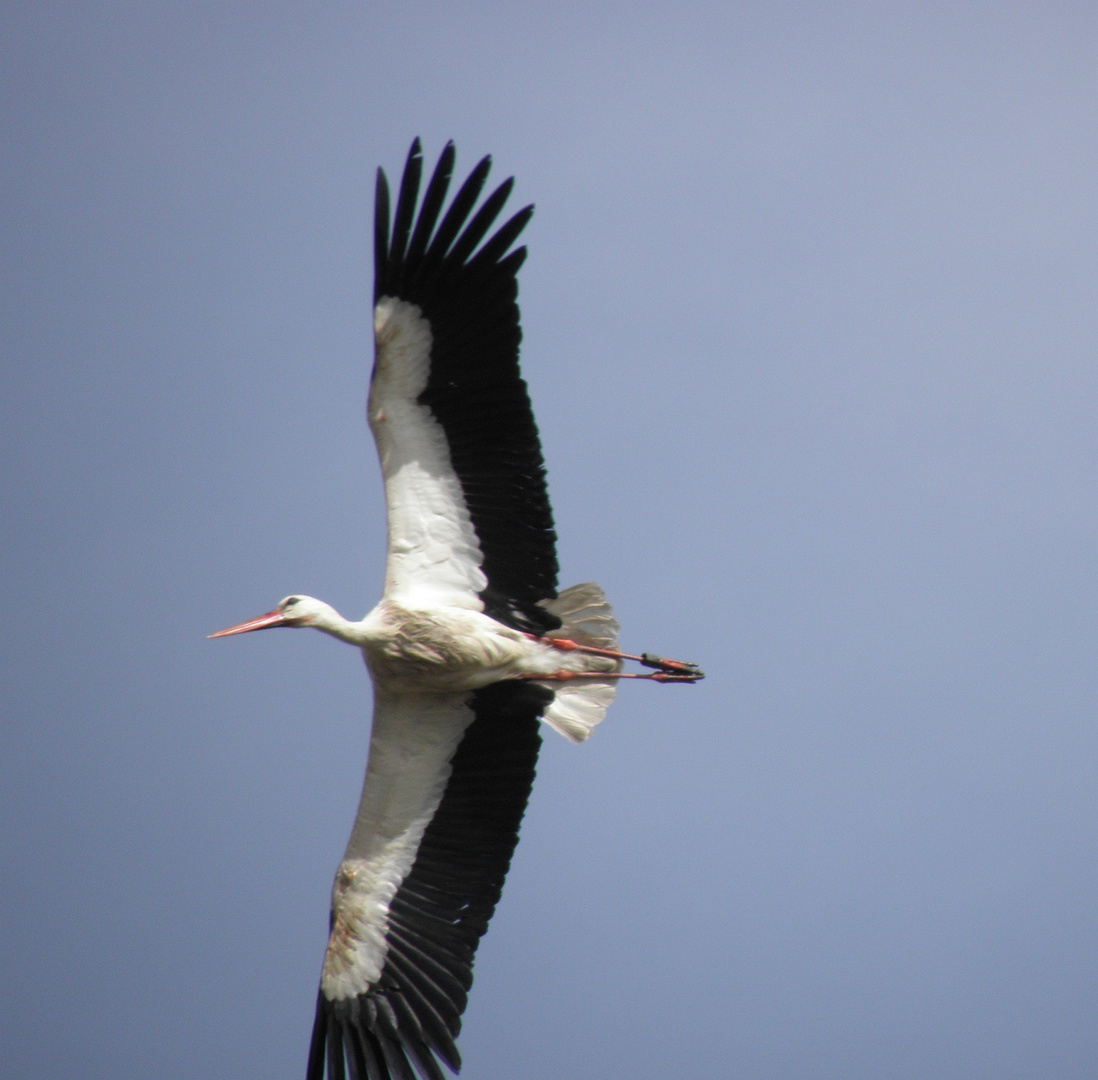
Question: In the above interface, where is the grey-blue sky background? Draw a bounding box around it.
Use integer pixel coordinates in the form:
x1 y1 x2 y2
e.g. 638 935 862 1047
3 3 1097 1078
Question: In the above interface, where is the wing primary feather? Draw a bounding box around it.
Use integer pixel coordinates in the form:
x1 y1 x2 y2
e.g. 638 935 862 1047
377 1033 419 1080
373 167 390 302
403 1042 448 1080
352 1026 386 1080
343 1019 369 1080
327 1015 348 1080
388 138 424 284
494 244 529 278
384 921 471 1000
468 205 535 270
445 177 516 265
426 155 492 261
404 141 455 271
387 990 448 1078
378 958 462 1066
381 942 464 1027
306 990 329 1080
385 988 427 1044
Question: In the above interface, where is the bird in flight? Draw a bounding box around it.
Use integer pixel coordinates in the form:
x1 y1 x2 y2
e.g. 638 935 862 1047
211 139 703 1080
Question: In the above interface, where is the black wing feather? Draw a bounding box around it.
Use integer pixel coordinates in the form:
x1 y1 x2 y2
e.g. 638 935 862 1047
426 156 491 262
374 169 391 290
444 178 515 266
308 681 552 1080
388 140 424 284
374 141 558 634
405 142 455 271
327 1018 348 1080
467 206 535 270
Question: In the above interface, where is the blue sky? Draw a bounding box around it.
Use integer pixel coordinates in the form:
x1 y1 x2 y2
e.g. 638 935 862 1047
3 3 1098 1077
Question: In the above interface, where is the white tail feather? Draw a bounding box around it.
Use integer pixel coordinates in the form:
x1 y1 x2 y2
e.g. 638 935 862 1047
537 583 621 743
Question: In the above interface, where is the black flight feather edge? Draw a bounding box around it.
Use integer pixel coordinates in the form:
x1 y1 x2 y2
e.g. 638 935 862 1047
374 138 560 636
307 680 551 1080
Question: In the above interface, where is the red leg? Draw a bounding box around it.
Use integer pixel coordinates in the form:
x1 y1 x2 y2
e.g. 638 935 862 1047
517 670 702 684
527 634 704 679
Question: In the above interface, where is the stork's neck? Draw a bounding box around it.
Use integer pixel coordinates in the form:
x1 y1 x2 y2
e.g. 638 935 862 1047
298 599 373 647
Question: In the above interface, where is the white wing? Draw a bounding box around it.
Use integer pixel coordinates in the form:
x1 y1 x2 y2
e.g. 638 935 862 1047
320 689 475 999
308 680 550 1080
369 297 486 611
366 139 556 638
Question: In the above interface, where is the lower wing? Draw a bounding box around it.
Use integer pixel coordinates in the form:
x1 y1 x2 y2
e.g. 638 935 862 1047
306 680 553 1080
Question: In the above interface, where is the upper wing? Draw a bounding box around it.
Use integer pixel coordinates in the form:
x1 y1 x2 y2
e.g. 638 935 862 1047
306 680 551 1080
369 140 559 635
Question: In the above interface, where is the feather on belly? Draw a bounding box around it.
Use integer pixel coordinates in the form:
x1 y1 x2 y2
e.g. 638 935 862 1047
361 601 532 691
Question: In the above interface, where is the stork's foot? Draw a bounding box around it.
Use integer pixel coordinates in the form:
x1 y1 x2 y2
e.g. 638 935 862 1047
639 652 705 678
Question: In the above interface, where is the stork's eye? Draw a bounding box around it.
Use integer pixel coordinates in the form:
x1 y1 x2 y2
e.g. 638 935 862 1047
284 597 300 607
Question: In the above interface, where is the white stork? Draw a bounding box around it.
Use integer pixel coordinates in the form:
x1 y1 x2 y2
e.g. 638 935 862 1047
211 140 703 1080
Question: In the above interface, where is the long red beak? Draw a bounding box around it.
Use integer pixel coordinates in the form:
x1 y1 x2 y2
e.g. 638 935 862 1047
208 608 289 639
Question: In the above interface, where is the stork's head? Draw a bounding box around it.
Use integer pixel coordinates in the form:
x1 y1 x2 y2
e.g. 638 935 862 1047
208 594 333 638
